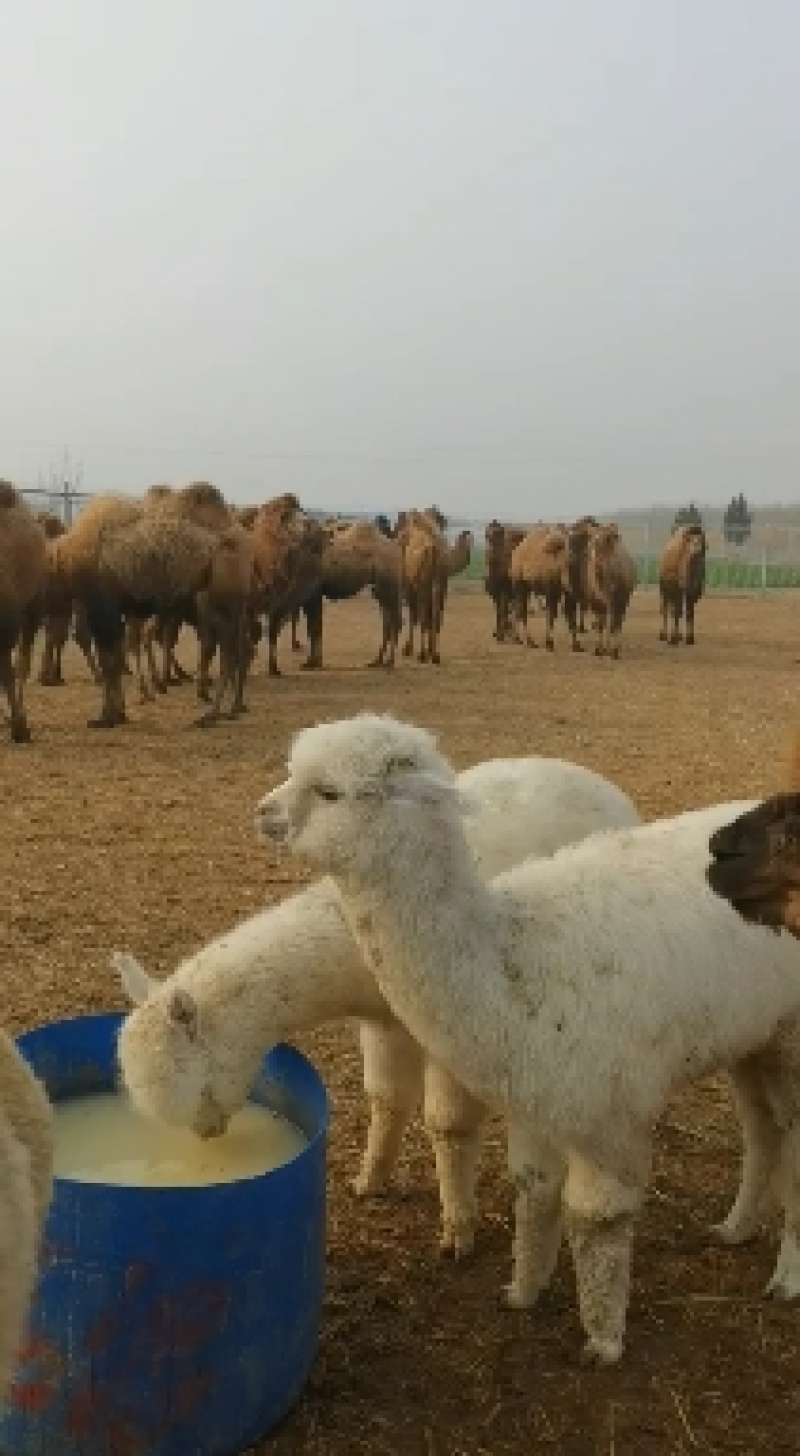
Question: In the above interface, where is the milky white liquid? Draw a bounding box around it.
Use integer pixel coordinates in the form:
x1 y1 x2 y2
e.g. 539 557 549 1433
52 1092 307 1187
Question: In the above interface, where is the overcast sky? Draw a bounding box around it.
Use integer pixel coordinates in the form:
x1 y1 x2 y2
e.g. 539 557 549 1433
1 1 798 517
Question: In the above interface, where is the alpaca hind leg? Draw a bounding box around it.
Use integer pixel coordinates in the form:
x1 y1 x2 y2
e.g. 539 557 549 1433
713 1058 780 1245
354 1020 423 1197
504 1120 565 1308
564 1149 646 1364
424 1061 485 1259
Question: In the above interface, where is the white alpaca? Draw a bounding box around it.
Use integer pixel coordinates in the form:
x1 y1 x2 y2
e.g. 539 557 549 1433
0 1032 53 1405
116 755 641 1258
256 711 800 1364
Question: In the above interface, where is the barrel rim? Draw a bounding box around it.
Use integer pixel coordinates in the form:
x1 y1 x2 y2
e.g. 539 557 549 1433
17 1009 329 1199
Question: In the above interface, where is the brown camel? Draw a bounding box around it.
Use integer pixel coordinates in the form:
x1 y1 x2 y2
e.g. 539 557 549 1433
398 510 446 664
584 523 638 658
290 521 405 671
509 526 570 650
658 524 707 646
0 485 48 742
484 520 525 641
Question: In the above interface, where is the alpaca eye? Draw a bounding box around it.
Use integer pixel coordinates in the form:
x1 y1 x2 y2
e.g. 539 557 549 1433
316 785 341 802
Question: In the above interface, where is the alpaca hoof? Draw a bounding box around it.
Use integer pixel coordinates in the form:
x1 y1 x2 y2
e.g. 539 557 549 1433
545 639 554 652
402 644 413 658
571 641 584 654
611 647 620 660
10 720 32 744
439 1220 475 1260
594 646 604 657
686 635 695 646
431 653 441 665
658 630 667 642
765 1237 800 1299
580 1335 623 1366
268 665 282 678
352 1169 389 1199
155 681 168 695
87 714 125 730
193 712 219 729
669 636 680 647
765 1272 800 1301
503 1281 539 1311
711 1215 759 1247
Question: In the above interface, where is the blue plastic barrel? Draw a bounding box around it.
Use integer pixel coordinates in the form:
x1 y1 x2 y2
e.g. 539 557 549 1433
0 1012 328 1456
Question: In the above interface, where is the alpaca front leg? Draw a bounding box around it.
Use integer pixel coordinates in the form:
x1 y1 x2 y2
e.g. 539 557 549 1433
766 1121 800 1299
424 1061 485 1259
504 1120 565 1307
353 1020 423 1197
714 1059 779 1245
564 1151 645 1365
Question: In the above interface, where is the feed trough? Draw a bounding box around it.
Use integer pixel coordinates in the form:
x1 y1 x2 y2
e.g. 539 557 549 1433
1 1011 328 1456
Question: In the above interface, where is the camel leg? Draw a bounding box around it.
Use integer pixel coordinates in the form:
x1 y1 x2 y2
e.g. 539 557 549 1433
368 601 393 669
659 591 668 642
578 604 587 634
195 613 232 727
429 576 443 665
73 604 102 683
85 596 128 728
290 607 303 652
302 597 324 671
669 595 682 646
228 607 251 717
685 595 696 646
1 619 33 743
403 592 416 658
545 593 557 651
266 614 281 677
128 620 155 704
594 608 608 656
196 626 215 703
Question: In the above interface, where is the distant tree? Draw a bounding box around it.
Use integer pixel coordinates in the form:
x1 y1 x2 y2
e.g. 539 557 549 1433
723 492 753 545
673 501 704 532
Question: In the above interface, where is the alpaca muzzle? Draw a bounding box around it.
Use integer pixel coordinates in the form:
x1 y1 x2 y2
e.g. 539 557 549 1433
254 787 291 848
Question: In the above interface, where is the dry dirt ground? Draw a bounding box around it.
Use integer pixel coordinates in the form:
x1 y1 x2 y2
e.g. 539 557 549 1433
3 586 800 1456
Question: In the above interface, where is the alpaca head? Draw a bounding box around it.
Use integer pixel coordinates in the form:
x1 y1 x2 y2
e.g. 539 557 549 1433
255 713 478 877
113 953 254 1138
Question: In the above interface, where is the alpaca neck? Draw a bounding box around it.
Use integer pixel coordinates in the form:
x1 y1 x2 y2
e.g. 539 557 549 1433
335 810 513 1100
177 879 387 1060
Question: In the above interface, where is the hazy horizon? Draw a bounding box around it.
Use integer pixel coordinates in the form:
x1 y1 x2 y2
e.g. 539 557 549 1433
3 2 799 517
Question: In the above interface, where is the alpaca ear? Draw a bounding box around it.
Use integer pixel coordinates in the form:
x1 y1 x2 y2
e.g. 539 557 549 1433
385 767 458 808
112 951 156 1007
453 785 485 819
167 988 199 1041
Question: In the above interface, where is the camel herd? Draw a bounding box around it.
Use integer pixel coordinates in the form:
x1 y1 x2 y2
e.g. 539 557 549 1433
0 483 477 742
484 514 707 656
0 480 709 744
